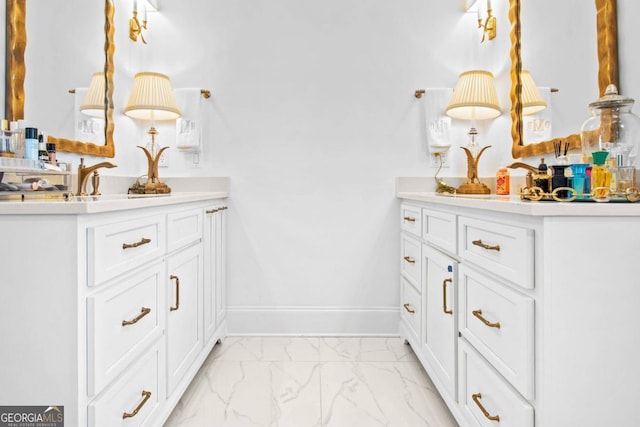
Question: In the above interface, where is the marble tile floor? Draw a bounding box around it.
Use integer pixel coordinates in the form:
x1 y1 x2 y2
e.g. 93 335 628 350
163 336 459 427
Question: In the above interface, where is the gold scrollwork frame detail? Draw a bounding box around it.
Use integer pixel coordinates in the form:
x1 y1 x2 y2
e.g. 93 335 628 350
5 0 115 158
510 0 618 159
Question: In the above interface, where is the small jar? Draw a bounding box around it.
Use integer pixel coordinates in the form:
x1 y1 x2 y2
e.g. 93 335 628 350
496 168 510 195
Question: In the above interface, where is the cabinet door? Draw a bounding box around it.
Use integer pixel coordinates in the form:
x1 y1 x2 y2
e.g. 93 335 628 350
422 243 458 402
166 243 203 396
203 205 226 343
214 206 227 327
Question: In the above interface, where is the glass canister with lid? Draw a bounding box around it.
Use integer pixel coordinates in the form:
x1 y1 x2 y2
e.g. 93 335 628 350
580 84 640 168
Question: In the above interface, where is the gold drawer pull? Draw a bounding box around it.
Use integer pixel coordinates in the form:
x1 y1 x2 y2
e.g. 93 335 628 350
442 278 453 315
472 393 500 422
472 239 500 252
220 206 228 210
122 237 151 250
206 208 219 214
403 216 416 222
122 390 152 419
403 256 416 264
170 275 180 311
122 307 151 327
472 309 501 329
403 303 415 314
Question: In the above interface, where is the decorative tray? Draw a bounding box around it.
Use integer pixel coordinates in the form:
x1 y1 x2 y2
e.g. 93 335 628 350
518 186 640 203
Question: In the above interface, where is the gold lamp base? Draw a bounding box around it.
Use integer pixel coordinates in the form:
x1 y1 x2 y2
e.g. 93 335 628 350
128 142 171 195
456 182 491 195
457 136 492 195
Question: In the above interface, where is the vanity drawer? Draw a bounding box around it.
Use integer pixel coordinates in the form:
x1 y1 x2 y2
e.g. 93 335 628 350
400 234 421 289
458 216 534 289
167 208 203 254
88 214 166 286
459 265 534 399
458 340 533 427
87 262 165 396
422 208 457 255
400 277 421 341
400 204 422 237
88 340 164 427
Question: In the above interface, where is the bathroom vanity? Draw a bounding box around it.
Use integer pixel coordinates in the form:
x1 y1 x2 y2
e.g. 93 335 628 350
398 190 640 427
0 191 227 427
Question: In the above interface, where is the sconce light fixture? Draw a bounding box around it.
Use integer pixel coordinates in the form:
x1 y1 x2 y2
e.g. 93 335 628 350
129 0 152 44
125 71 181 194
521 70 547 116
80 72 106 118
446 70 501 194
476 0 496 43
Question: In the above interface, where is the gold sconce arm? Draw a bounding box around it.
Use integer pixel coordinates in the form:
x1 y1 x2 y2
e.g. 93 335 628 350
129 10 148 44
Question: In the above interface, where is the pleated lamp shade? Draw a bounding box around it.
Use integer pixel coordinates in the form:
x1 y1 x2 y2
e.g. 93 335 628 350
521 70 547 116
446 70 501 121
124 72 181 121
80 72 106 118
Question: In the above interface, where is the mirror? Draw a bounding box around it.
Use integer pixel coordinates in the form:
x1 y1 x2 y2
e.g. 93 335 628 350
4 0 115 158
509 0 619 159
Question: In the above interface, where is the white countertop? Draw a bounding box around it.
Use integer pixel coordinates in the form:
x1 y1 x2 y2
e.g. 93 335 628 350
0 191 228 215
397 191 640 216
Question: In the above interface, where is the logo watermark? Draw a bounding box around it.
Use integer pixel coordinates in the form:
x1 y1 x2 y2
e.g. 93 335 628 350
0 406 64 427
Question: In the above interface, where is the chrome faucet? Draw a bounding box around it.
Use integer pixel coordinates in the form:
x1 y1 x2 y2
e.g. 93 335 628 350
76 158 117 196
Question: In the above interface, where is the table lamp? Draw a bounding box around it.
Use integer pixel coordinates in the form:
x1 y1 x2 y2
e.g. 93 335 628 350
80 72 106 118
125 71 181 194
521 70 547 116
446 70 501 194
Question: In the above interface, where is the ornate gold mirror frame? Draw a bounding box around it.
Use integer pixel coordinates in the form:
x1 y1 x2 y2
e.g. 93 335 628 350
510 0 618 159
5 0 115 158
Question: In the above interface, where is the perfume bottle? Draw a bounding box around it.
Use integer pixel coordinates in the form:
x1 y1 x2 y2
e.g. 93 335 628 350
591 151 612 201
569 163 590 200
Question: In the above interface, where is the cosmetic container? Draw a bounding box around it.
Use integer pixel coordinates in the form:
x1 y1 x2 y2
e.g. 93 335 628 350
551 165 570 199
496 168 510 195
534 158 551 193
569 163 590 200
24 127 39 161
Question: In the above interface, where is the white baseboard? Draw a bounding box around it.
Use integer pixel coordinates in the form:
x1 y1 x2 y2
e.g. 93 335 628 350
226 306 400 335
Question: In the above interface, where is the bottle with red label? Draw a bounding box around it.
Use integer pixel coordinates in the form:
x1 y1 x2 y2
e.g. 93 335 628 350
496 167 510 195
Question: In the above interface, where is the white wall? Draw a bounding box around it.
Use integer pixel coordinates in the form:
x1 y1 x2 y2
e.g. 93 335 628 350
101 0 513 334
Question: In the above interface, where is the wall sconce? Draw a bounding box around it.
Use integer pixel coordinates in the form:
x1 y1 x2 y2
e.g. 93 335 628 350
476 0 496 43
446 70 501 194
125 71 181 194
129 0 155 44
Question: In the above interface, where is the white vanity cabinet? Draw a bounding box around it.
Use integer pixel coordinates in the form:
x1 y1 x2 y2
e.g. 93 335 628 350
203 205 227 345
0 193 227 427
398 193 640 427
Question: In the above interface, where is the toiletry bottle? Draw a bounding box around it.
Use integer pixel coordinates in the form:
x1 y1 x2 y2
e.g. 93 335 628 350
534 158 550 193
47 142 57 165
1 120 11 156
10 121 24 159
38 134 49 163
496 168 510 195
591 151 612 201
569 163 590 200
551 165 570 199
24 127 39 161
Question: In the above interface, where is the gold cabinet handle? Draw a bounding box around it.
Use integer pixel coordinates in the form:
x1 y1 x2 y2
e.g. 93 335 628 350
403 216 416 222
122 307 151 327
122 390 152 419
206 208 219 214
442 278 453 315
472 239 500 252
170 275 180 311
122 237 151 250
472 309 501 329
471 393 500 422
403 303 415 314
403 256 416 264
220 206 228 210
